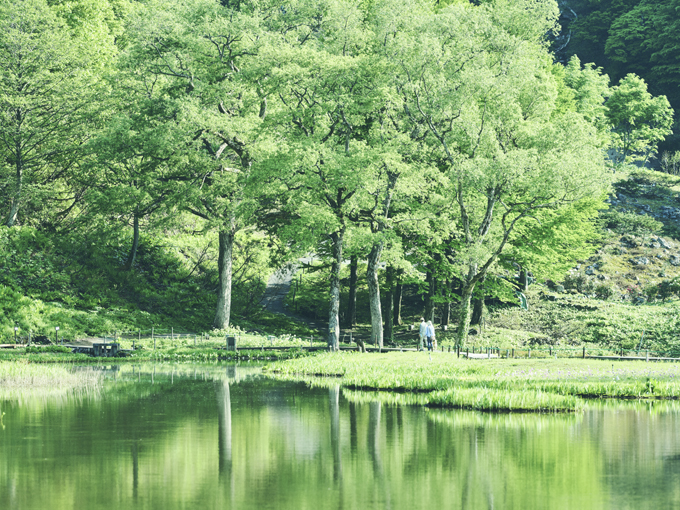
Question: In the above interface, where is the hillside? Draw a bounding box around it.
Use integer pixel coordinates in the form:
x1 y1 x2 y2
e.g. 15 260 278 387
476 169 680 355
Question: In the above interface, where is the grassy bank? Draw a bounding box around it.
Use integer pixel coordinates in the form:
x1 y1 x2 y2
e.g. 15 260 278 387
0 343 312 364
0 360 102 400
265 352 680 412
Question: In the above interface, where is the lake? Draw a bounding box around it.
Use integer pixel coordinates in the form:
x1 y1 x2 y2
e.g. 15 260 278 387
1 363 679 509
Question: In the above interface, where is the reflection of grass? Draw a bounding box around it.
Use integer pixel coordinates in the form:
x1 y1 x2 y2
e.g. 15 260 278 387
0 361 102 400
265 353 680 412
427 387 581 412
426 406 581 428
342 388 429 406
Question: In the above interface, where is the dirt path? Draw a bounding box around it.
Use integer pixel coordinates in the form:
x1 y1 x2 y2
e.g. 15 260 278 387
261 260 328 334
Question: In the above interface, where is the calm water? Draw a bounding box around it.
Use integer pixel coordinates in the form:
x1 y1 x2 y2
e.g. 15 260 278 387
2 364 680 510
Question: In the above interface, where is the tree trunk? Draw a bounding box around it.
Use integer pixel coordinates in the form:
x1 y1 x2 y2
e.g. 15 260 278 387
455 284 475 347
471 294 485 326
442 280 451 326
346 255 358 328
393 277 402 326
519 269 529 292
123 212 140 271
424 271 436 323
213 228 235 330
366 242 384 349
328 230 344 351
384 265 395 344
5 149 22 227
471 276 486 326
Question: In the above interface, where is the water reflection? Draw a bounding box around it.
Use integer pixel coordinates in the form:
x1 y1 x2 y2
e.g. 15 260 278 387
1 365 680 509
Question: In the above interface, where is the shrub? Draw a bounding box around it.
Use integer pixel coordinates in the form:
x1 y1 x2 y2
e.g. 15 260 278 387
647 278 680 302
594 284 615 300
599 210 663 236
563 273 593 293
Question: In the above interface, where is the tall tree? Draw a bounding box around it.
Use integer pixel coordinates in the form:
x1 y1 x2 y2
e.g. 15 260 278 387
605 74 673 166
121 0 274 329
0 0 111 227
393 0 608 345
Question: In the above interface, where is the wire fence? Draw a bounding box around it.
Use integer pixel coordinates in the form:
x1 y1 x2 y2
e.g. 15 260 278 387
434 344 678 361
5 327 680 361
80 329 332 351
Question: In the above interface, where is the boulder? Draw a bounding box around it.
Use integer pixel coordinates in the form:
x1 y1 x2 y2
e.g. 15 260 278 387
659 238 674 250
629 256 650 266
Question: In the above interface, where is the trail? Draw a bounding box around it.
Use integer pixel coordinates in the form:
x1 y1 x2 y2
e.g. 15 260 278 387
261 258 328 334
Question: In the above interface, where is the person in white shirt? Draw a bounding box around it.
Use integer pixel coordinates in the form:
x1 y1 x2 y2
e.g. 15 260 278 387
426 321 435 351
418 318 427 351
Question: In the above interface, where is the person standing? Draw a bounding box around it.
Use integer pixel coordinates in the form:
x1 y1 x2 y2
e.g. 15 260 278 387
418 318 427 351
426 321 435 351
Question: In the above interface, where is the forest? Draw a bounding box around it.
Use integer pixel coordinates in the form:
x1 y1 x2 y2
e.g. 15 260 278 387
1 0 677 351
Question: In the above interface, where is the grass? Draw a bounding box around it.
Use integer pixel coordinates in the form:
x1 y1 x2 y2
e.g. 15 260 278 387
0 360 102 400
264 352 680 413
0 337 314 363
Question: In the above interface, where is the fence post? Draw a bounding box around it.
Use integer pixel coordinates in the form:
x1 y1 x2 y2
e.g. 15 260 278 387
646 350 649 362
512 348 515 358
528 348 531 359
582 347 586 359
171 327 174 343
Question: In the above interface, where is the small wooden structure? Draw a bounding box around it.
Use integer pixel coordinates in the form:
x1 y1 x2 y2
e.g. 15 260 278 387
92 343 119 357
226 336 237 352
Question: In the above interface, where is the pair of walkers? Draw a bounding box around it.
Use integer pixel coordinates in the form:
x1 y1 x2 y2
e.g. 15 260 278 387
418 318 436 351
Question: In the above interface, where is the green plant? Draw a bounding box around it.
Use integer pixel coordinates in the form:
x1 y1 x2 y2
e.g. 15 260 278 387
594 284 615 300
563 273 593 293
599 210 663 236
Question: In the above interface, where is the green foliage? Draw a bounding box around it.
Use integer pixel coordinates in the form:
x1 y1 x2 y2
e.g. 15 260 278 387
562 272 593 294
645 278 680 303
0 224 273 338
599 210 663 236
606 74 674 165
594 283 615 300
660 151 680 175
0 0 114 227
24 345 73 354
502 198 604 283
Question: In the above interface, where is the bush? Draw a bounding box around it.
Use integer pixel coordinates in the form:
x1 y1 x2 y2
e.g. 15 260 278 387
594 284 615 300
646 279 680 302
599 210 663 236
563 273 593 293
24 345 72 354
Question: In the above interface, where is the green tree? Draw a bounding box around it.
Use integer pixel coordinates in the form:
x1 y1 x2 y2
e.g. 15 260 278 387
0 0 112 227
393 0 608 345
605 73 673 166
120 0 274 329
